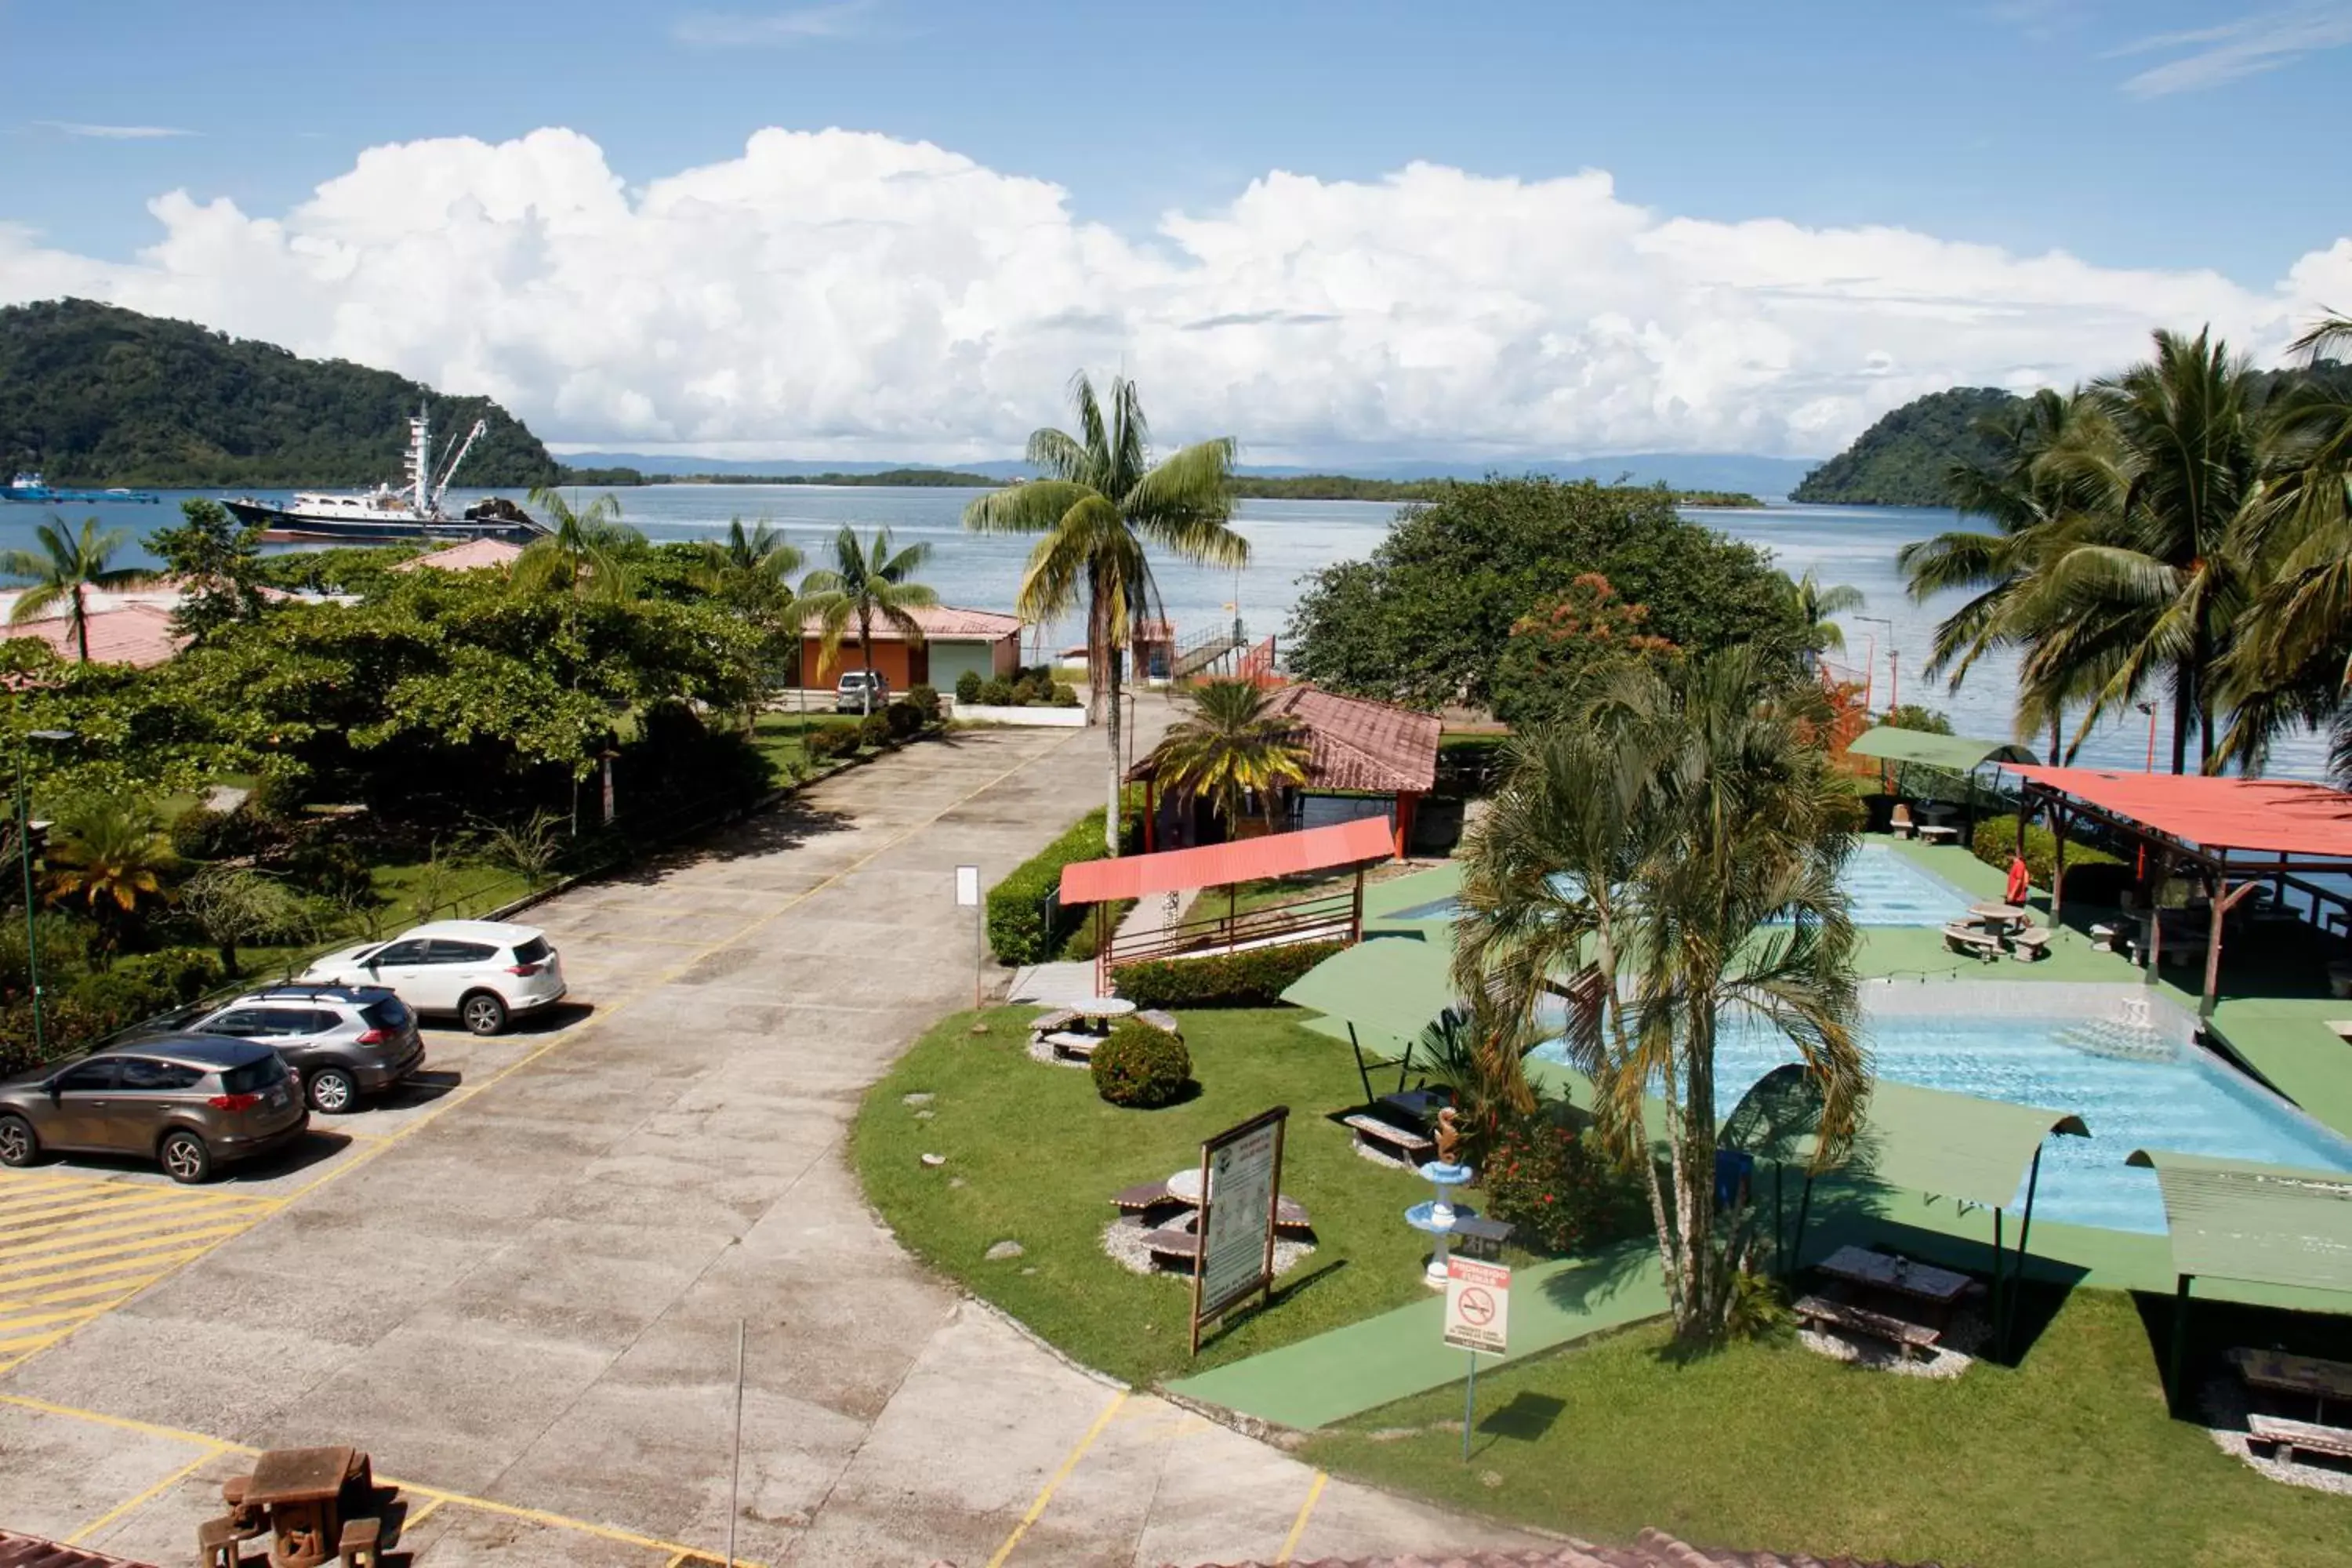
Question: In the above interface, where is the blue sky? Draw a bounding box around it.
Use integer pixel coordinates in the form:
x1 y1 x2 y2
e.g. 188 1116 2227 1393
5 1 2350 459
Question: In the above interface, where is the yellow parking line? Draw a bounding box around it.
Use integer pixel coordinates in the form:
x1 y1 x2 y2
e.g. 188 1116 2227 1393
0 1327 68 1355
0 1301 146 1337
0 1196 269 1249
0 1390 253 1449
399 1495 447 1534
0 1207 268 1258
1275 1472 1327 1563
0 1231 245 1278
985 1390 1127 1568
0 1272 170 1312
65 1443 227 1543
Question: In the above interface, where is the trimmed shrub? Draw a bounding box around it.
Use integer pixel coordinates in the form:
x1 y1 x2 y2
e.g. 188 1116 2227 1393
984 797 1142 964
68 948 225 1033
858 712 893 750
1480 1109 1647 1256
1090 1021 1192 1109
1970 815 2130 902
978 677 1015 707
1014 673 1048 706
906 684 943 724
884 699 924 740
1049 681 1080 708
804 725 859 763
1110 939 1345 1009
953 670 984 704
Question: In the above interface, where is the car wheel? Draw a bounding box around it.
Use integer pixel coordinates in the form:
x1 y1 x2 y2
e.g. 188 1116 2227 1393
158 1129 213 1184
306 1067 358 1115
0 1112 39 1167
460 990 510 1036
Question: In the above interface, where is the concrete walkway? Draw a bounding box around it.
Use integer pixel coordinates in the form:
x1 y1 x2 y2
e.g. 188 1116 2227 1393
1 720 1536 1565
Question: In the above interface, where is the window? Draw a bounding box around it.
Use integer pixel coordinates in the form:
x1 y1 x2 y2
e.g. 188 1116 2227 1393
360 998 412 1031
217 1058 286 1096
372 940 431 966
51 1060 118 1093
510 937 551 965
428 940 499 964
118 1058 203 1092
201 1010 267 1037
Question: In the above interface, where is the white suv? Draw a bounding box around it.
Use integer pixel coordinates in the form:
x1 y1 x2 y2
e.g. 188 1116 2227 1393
299 920 567 1036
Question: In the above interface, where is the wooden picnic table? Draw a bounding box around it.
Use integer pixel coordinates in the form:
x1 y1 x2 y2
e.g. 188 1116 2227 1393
2230 1347 2352 1416
1818 1245 1972 1306
1379 1087 1450 1129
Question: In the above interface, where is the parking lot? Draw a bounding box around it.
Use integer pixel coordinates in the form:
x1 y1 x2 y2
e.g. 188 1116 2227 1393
1 724 1534 1565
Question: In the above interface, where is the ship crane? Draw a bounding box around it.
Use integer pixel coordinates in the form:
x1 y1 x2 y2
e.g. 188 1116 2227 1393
430 418 489 512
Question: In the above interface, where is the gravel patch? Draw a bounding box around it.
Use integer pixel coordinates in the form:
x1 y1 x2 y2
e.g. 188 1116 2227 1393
1100 1215 1317 1279
1026 1036 1091 1070
2196 1375 2352 1495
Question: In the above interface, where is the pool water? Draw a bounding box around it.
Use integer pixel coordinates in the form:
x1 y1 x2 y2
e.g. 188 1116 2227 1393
1385 845 1972 927
1708 1009 2352 1233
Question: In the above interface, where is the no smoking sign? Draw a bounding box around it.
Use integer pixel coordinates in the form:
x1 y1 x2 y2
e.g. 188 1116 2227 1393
1443 1257 1510 1356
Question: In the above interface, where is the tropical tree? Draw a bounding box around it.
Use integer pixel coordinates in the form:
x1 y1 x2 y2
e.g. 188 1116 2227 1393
798 525 938 714
1147 679 1310 833
41 796 180 954
694 517 805 707
0 516 154 662
1452 647 1864 1342
517 488 641 601
179 866 316 974
964 375 1247 855
1791 568 1864 657
147 499 269 644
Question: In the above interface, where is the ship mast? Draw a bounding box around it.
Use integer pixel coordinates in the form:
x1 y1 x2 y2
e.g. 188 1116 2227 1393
430 419 489 514
408 406 433 515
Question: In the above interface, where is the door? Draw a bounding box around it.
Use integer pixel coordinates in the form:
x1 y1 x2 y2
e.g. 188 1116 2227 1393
423 940 500 1010
111 1056 206 1152
40 1058 121 1151
365 938 439 1008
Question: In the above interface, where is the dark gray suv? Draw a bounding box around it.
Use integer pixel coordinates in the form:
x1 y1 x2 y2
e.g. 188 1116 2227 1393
184 984 426 1113
0 1037 308 1183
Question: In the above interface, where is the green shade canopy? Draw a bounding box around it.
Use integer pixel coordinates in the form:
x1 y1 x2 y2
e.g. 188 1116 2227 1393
2125 1149 2352 1295
1846 727 2040 774
1848 1080 2089 1210
1280 933 1458 1061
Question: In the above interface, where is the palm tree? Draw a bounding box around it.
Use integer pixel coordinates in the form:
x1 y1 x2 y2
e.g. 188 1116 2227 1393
516 488 641 601
42 797 180 956
2021 328 2265 773
695 517 805 703
1453 647 1864 1342
799 525 938 713
0 515 154 662
1148 679 1311 833
964 375 1247 856
1791 569 1864 658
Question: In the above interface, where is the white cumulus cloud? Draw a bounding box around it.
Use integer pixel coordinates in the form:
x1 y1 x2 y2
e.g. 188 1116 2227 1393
0 125 2339 462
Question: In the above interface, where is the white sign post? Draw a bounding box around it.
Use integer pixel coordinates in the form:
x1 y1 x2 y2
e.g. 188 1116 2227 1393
954 865 982 1014
1189 1106 1289 1353
1443 1256 1511 1461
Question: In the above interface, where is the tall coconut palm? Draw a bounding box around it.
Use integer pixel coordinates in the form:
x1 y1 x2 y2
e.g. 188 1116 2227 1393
1147 679 1311 833
0 515 154 662
695 517 805 699
42 796 179 956
798 525 938 714
964 375 1246 856
1791 569 1864 659
2021 328 2265 774
1453 647 1864 1342
516 488 641 601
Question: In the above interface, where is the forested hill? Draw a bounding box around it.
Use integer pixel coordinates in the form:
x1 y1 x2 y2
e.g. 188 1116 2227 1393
1789 387 2021 506
0 299 559 488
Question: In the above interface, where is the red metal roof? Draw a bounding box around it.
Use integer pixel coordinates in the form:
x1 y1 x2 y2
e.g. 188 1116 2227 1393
0 604 184 668
1131 684 1439 796
0 1531 160 1568
2015 764 2352 860
800 604 1022 641
391 537 524 572
1059 815 1393 903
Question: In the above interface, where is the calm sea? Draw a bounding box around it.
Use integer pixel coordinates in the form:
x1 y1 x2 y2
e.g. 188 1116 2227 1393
3 487 2328 781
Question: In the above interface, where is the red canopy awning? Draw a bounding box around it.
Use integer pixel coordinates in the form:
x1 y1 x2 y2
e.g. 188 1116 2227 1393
1059 815 1394 904
2016 765 2352 860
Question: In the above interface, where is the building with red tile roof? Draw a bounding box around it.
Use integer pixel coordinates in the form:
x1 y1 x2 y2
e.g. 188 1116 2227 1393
0 603 185 668
390 538 525 573
799 604 1024 694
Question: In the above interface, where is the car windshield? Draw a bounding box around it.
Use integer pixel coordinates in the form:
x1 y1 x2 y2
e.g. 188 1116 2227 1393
218 1057 284 1095
360 997 412 1030
511 937 551 964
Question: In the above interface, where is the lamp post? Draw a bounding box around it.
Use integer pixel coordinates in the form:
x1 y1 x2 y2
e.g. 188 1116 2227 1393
13 728 74 1058
2136 701 2158 773
1855 617 1895 717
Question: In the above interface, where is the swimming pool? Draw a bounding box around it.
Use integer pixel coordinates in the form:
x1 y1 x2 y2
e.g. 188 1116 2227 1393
1534 988 2352 1233
1385 844 1973 927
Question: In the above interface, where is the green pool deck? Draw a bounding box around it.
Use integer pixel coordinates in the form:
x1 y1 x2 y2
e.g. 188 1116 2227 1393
1168 833 2352 1433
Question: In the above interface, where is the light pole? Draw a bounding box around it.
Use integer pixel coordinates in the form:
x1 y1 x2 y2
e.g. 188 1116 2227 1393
2136 701 2158 773
1855 618 1895 716
14 728 73 1059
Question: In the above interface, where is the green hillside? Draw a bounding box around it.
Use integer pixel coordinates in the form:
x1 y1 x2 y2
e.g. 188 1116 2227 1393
1790 387 2022 506
0 298 559 488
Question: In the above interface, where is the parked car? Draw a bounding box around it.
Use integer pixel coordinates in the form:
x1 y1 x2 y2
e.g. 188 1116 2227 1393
835 670 889 711
0 1036 307 1183
181 985 426 1113
298 919 567 1036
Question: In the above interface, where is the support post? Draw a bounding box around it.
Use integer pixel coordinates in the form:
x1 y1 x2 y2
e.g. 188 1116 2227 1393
1392 792 1418 860
2002 1147 2044 1362
2049 804 2067 922
1143 777 1157 854
1788 1174 1816 1281
1989 1207 2004 1356
1351 867 1365 945
1348 1022 1377 1108
2166 1274 2194 1419
2145 851 2166 987
1461 1349 1477 1464
2201 852 2227 1021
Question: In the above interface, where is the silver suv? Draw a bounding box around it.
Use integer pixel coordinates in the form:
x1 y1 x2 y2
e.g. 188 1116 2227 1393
184 985 426 1113
835 670 889 711
0 1036 307 1183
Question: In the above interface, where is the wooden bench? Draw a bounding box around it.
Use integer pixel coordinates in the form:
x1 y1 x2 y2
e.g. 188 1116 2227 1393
1343 1112 1433 1161
1793 1294 1943 1359
1450 1214 1514 1261
199 1518 240 1568
1112 1180 1174 1214
1142 1225 1201 1265
1273 1195 1312 1236
1918 824 1960 846
2248 1414 2352 1465
2007 927 2053 961
339 1515 383 1568
1942 923 2003 963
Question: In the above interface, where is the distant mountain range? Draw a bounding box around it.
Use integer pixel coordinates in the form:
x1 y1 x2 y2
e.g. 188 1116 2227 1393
557 450 1826 498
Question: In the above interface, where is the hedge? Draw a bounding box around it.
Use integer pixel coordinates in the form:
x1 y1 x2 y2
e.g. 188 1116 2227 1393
1110 939 1347 1009
1091 1022 1192 1108
985 797 1142 964
1970 815 2131 903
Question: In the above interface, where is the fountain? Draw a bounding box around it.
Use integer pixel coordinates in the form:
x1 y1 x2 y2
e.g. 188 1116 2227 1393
1403 1108 1475 1287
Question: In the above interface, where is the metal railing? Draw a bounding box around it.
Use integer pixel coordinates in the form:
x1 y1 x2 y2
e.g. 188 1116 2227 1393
1095 886 1361 991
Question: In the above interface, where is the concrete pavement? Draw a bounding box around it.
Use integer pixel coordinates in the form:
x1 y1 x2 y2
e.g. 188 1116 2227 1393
0 717 1535 1565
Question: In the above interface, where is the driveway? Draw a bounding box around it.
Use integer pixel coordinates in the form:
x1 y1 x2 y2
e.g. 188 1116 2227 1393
0 720 1535 1565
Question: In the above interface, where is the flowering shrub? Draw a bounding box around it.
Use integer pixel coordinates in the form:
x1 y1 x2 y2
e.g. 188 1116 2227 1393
1479 1110 1647 1256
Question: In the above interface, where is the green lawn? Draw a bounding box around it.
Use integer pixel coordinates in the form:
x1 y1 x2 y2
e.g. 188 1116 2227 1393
852 1006 1463 1385
1303 1290 2349 1568
747 710 862 775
